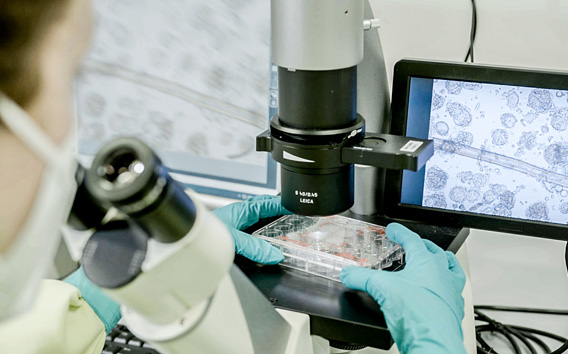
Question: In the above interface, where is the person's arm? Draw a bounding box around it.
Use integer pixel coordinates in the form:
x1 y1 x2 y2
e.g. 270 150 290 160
340 223 467 354
0 280 107 354
64 267 121 335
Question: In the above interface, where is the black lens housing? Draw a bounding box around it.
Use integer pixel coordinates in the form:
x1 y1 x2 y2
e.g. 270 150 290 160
278 66 357 130
257 66 363 215
280 164 354 216
67 164 109 230
86 137 197 243
258 65 435 215
258 110 365 216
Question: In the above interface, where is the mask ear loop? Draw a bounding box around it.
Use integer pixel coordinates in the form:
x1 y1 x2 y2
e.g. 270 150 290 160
0 92 60 164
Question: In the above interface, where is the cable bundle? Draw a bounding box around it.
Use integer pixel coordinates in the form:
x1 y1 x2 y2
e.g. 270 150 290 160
475 305 568 354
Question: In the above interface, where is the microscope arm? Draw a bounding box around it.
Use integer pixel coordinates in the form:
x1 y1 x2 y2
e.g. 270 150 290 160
74 137 331 354
110 195 328 354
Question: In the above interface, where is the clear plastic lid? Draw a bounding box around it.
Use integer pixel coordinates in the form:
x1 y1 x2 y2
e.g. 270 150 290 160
252 215 404 281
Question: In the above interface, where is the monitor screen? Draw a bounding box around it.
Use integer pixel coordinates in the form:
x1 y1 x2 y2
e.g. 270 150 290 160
387 60 568 240
74 0 278 200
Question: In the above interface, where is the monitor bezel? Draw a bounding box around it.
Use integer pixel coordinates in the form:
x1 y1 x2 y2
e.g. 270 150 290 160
385 59 568 241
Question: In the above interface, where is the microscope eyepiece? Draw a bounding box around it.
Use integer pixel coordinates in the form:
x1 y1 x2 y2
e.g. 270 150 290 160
67 164 109 230
97 149 145 189
86 137 197 243
86 138 158 206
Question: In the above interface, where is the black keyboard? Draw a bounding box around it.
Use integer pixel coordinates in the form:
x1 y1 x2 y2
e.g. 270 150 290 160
102 324 161 354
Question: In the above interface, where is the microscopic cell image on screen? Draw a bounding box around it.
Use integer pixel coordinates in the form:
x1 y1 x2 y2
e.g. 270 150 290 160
75 0 276 197
404 78 568 225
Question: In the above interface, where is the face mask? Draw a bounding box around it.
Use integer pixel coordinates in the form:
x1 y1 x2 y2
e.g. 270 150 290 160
0 93 78 321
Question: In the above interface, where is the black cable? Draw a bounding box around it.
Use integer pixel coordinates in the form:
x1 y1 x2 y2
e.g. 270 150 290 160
475 308 568 354
509 326 568 344
475 305 568 316
564 242 568 272
476 331 497 353
477 347 495 354
477 326 540 354
521 331 552 353
476 311 521 354
513 327 568 354
476 311 523 354
464 0 478 62
476 324 521 354
508 327 538 354
551 340 568 354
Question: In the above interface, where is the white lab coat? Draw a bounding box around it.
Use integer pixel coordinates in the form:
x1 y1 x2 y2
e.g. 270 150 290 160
0 280 105 354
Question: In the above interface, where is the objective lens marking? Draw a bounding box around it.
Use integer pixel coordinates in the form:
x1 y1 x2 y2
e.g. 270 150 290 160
296 190 318 204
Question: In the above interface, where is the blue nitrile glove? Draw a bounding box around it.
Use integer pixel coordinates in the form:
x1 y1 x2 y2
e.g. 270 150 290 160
212 195 291 265
64 267 121 334
340 223 466 354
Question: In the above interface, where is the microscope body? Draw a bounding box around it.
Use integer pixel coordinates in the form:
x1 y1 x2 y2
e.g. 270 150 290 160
104 196 297 353
258 0 433 216
68 1 435 353
74 137 330 354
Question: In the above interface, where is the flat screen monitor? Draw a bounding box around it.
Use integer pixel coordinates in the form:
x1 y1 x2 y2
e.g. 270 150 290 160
74 0 278 201
386 59 568 241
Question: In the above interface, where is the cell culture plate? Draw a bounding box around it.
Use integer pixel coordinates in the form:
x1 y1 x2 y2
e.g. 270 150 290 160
252 215 404 281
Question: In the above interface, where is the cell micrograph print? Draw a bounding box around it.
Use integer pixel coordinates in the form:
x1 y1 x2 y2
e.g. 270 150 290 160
424 79 568 225
76 0 271 167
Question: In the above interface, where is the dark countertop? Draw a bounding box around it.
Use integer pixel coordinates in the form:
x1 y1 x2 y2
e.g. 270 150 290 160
236 213 469 349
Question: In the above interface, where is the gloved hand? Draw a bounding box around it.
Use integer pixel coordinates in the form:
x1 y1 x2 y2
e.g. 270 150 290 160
340 223 467 354
64 267 121 335
212 195 291 265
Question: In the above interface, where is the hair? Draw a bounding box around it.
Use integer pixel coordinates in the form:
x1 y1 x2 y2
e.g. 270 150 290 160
0 0 69 108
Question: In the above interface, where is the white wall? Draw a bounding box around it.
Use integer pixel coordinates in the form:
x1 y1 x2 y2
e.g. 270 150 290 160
371 0 568 88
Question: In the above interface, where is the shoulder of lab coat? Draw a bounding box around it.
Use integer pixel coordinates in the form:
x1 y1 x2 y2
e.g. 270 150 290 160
0 279 106 354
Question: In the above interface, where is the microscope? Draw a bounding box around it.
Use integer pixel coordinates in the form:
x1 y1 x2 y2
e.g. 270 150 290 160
257 0 432 216
68 0 438 353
